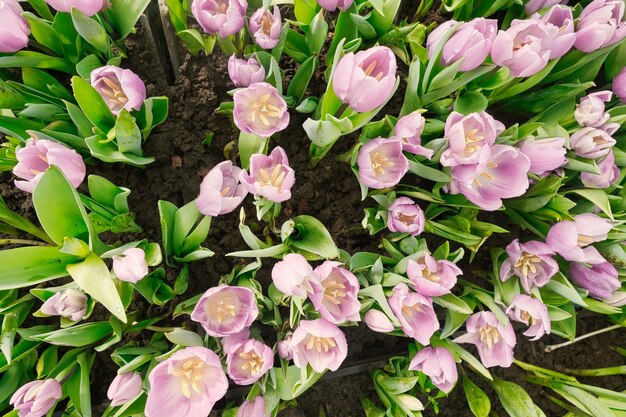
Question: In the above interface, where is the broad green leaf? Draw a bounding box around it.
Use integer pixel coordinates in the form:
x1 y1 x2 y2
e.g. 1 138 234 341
286 215 339 260
25 322 112 347
568 189 613 220
71 8 109 53
462 373 490 417
71 76 116 132
115 109 142 155
109 0 152 38
66 351 94 417
0 52 74 73
491 378 540 417
0 247 79 290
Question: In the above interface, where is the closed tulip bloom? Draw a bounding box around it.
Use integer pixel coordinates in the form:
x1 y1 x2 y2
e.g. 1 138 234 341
112 248 148 283
0 0 30 53
393 111 433 158
364 310 395 333
454 311 516 368
107 372 142 407
570 126 616 159
226 339 274 385
440 111 504 167
277 332 293 360
517 137 567 176
191 0 247 37
237 397 269 417
581 150 620 189
387 197 426 236
570 259 620 300
228 55 265 88
535 5 575 59
613 67 626 103
221 328 250 353
575 91 613 128
290 318 348 372
357 138 408 189
525 0 569 15
546 213 612 262
309 261 361 324
271 253 319 297
145 347 228 417
90 66 146 116
506 295 551 341
233 82 289 137
500 240 558 294
407 254 462 297
196 161 248 216
575 0 626 53
388 283 439 345
491 19 553 77
333 46 397 112
13 138 86 193
604 291 626 306
40 288 88 322
249 6 281 49
10 379 62 417
409 347 458 393
191 285 259 337
239 146 295 202
317 0 354 12
44 0 106 16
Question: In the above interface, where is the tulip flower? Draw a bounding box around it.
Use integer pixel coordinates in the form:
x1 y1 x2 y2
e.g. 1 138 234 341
393 111 434 158
506 295 551 341
517 137 567 176
90 66 146 115
581 150 620 189
317 0 354 11
332 46 397 112
454 311 516 368
112 248 149 283
239 146 295 202
604 291 626 307
107 372 142 407
221 328 250 353
575 91 613 128
44 0 106 16
228 55 265 88
387 197 426 236
196 161 248 216
145 347 228 417
364 310 395 333
191 285 259 337
535 5 576 59
290 318 348 372
233 82 289 137
407 254 462 297
388 283 439 345
226 339 274 385
409 347 458 393
0 0 30 53
525 0 569 15
440 111 504 167
546 214 612 262
249 6 281 50
500 240 559 294
191 0 247 37
570 259 620 300
277 332 293 360
271 253 319 297
613 67 626 103
357 138 408 189
40 289 88 322
237 397 269 417
309 261 361 324
10 379 62 417
574 0 626 53
13 138 86 193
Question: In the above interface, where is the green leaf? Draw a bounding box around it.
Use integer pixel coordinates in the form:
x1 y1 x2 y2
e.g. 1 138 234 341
306 11 328 54
462 373 491 417
71 76 116 132
567 189 614 220
294 0 316 24
238 132 267 170
0 247 79 290
433 293 473 314
407 159 451 183
115 109 143 155
176 29 216 55
23 12 64 56
287 56 318 104
491 378 540 417
454 91 488 114
286 215 339 260
66 351 94 417
0 52 74 73
85 135 154 166
71 8 109 53
109 0 152 38
25 322 112 347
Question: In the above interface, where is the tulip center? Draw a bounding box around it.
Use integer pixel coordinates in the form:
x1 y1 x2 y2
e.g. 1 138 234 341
401 303 422 317
520 310 532 324
213 0 228 13
464 128 485 154
258 164 287 190
261 12 273 35
359 59 385 80
592 135 609 145
513 252 542 277
472 161 498 187
251 93 282 127
323 279 347 305
99 76 129 111
577 234 594 246
171 359 207 399
422 267 441 283
239 350 264 374
398 213 417 226
305 335 337 352
207 296 238 323
478 325 500 349
220 186 232 196
370 151 394 176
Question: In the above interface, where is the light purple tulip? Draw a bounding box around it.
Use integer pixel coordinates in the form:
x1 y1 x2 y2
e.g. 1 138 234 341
40 288 88 322
575 91 613 128
357 138 408 189
525 0 569 15
393 111 433 158
364 310 395 333
271 253 319 297
604 291 626 306
440 111 504 167
517 137 567 176
290 318 348 372
221 328 250 353
387 197 426 236
44 0 106 16
453 311 516 368
332 46 397 112
407 254 462 297
581 150 620 189
237 397 269 417
0 0 30 53
228 55 265 88
226 339 274 385
10 379 62 417
90 66 146 116
13 138 86 193
448 144 531 211
191 285 259 337
277 332 293 360
506 295 551 341
145 347 227 417
107 372 142 407
317 0 354 12
570 259 620 299
500 240 558 294
574 0 626 53
196 161 248 216
570 126 616 159
309 261 361 324
112 248 149 283
388 283 439 345
534 5 576 59
546 213 612 262
249 6 281 49
233 82 289 137
239 146 295 202
409 347 458 393
191 0 247 37
613 67 626 103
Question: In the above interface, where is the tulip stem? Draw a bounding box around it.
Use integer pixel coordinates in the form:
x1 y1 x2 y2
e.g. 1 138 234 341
544 324 622 353
564 365 626 377
0 239 49 246
334 103 350 119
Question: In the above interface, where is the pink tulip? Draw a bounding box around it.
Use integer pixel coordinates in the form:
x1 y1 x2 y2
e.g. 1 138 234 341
40 288 88 322
364 310 395 333
290 318 348 372
613 67 626 103
575 91 613 128
228 55 265 88
546 213 612 262
13 138 86 193
388 283 439 345
237 397 269 417
44 0 106 16
309 261 361 324
453 311 516 368
517 137 567 176
570 127 616 159
574 0 626 53
226 339 274 385
107 372 142 407
196 161 248 216
239 146 295 202
221 328 250 353
581 150 620 189
277 332 293 360
409 347 458 393
500 240 558 294
90 66 146 115
332 46 397 112
112 248 148 283
393 111 433 158
271 253 319 297
534 5 576 59
570 259 620 300
249 6 281 49
407 254 462 297
145 347 228 417
233 82 289 137
525 0 569 15
191 285 259 337
0 0 30 53
506 295 551 341
357 138 408 189
317 0 353 11
10 379 62 417
191 0 247 37
387 197 426 236
440 111 504 167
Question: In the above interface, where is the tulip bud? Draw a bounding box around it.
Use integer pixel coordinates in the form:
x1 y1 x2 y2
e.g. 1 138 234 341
525 0 569 15
0 0 30 53
228 55 265 88
517 137 567 176
112 248 149 283
237 397 269 417
570 127 616 159
506 295 551 341
389 284 439 345
612 67 626 103
575 91 613 128
107 372 142 407
570 258 620 300
357 138 408 189
387 197 426 236
196 160 248 216
574 0 626 53
239 146 295 202
581 150 619 189
44 0 106 16
491 19 553 77
10 379 62 417
249 6 281 50
409 347 458 393
90 66 146 116
364 310 395 333
277 332 293 360
393 111 433 158
535 5 576 59
40 289 88 322
316 0 354 11
226 339 274 385
191 0 247 37
233 82 289 138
